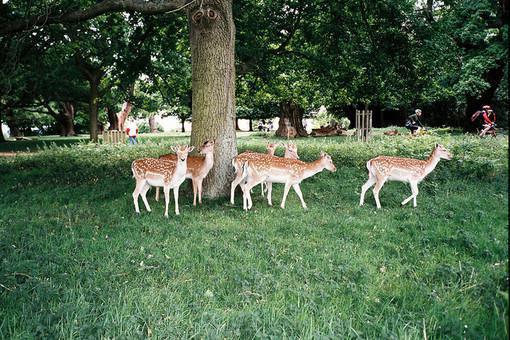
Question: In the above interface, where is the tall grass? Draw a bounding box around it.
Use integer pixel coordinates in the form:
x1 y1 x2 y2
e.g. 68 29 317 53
0 132 507 338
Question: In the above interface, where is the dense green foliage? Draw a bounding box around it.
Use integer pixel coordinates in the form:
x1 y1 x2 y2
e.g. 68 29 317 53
1 0 507 136
0 132 507 338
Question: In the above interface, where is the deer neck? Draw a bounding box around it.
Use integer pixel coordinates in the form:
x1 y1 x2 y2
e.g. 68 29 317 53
202 152 214 171
423 150 440 176
302 159 325 179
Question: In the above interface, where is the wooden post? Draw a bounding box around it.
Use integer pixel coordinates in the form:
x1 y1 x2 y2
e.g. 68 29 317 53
356 109 373 142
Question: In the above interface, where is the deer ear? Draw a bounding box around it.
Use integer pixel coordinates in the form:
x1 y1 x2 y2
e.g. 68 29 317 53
320 151 325 157
435 143 439 148
171 146 177 152
188 146 195 153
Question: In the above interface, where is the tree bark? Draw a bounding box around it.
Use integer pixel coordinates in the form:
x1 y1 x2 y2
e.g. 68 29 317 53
5 108 21 137
89 78 100 142
106 106 119 130
59 102 76 136
148 115 157 132
275 101 307 137
248 118 253 131
181 118 186 132
188 0 237 198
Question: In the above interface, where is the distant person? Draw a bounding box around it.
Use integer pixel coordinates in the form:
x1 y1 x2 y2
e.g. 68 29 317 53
126 120 138 145
267 120 273 131
258 120 264 132
405 109 424 135
472 105 496 137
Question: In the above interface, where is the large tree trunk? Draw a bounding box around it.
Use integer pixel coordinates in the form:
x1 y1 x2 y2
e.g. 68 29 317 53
88 78 100 142
59 102 76 136
5 108 21 137
106 106 119 130
276 101 307 137
116 101 133 132
188 0 237 198
248 118 253 131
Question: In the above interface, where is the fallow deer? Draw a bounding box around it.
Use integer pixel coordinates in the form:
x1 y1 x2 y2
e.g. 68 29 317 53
155 139 215 206
264 142 300 205
131 145 194 217
230 142 278 204
240 152 336 211
359 143 452 209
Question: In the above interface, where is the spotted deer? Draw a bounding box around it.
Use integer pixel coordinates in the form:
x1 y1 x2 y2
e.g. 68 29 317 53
155 140 215 206
359 143 452 209
240 152 336 211
229 142 278 204
131 145 194 217
264 142 300 205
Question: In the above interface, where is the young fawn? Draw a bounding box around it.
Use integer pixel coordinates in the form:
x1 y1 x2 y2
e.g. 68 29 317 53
131 145 194 217
156 139 215 206
240 152 336 211
359 143 452 209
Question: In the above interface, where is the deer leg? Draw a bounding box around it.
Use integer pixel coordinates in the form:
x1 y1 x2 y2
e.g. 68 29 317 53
140 183 152 212
155 187 160 202
280 182 292 209
132 179 146 214
401 182 419 206
292 184 307 210
260 182 265 197
192 179 198 206
163 186 170 218
372 178 386 209
241 177 262 210
360 173 377 206
174 185 180 215
197 178 203 204
267 182 273 206
230 169 244 205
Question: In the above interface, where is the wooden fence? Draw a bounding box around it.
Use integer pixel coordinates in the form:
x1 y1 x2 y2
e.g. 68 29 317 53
355 109 373 142
102 130 125 144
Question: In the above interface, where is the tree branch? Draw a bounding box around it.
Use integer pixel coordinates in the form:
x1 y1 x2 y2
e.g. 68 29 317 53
0 0 194 36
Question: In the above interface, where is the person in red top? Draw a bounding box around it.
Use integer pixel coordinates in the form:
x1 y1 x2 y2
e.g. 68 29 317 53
126 120 139 145
478 105 496 137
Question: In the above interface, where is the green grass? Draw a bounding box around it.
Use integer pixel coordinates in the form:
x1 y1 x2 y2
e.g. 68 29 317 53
0 131 508 338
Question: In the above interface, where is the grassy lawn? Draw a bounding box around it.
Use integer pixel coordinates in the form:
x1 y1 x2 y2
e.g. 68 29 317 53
0 131 508 338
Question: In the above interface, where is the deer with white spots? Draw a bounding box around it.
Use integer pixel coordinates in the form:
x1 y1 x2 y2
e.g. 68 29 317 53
240 152 336 211
230 142 278 204
131 145 194 217
359 143 452 209
155 139 215 206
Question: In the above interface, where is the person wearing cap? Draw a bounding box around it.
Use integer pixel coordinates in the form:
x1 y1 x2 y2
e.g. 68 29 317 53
405 109 424 135
478 105 497 137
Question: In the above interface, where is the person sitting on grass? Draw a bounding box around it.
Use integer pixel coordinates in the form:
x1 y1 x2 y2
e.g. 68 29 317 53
405 109 424 135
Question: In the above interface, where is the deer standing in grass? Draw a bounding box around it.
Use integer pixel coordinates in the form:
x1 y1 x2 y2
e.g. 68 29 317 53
131 145 194 217
264 142 300 206
359 143 452 209
240 152 336 211
155 140 215 206
230 142 278 204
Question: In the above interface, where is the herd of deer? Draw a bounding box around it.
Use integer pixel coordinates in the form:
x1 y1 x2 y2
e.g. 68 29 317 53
131 140 452 217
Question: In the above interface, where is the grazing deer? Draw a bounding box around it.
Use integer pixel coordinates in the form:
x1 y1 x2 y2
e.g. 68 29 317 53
230 142 278 204
240 152 336 211
155 140 215 206
131 145 194 217
359 143 452 209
